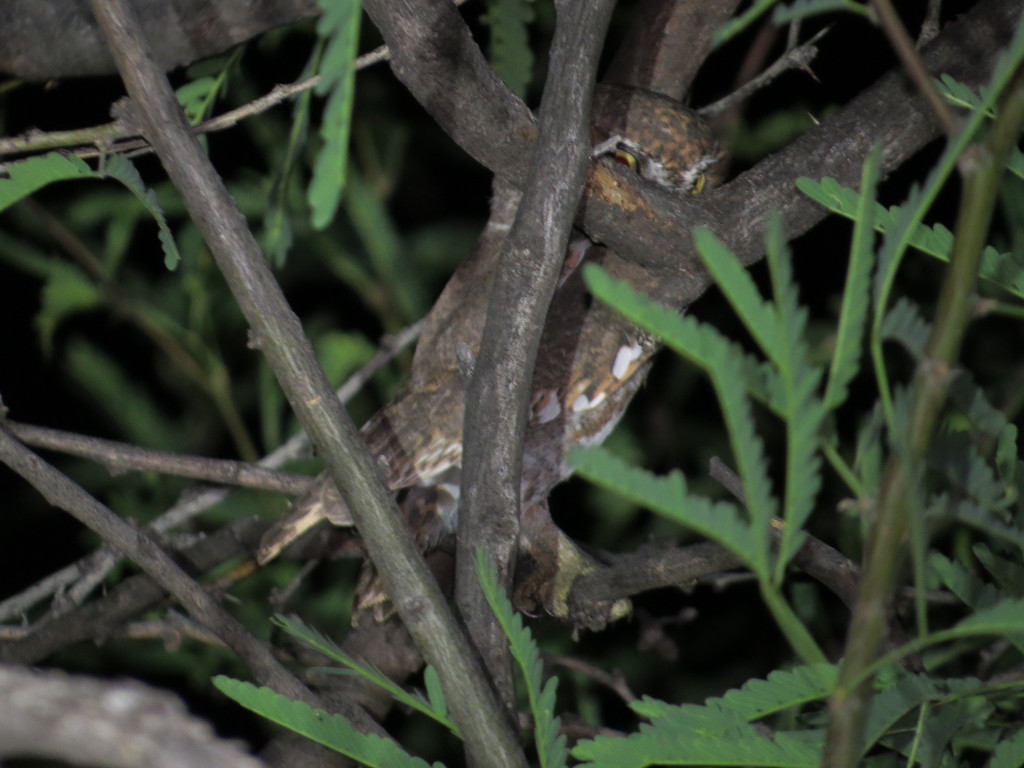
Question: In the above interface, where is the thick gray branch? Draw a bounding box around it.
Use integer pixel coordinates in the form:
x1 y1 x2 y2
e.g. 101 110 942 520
455 0 617 708
84 1 526 765
362 0 536 181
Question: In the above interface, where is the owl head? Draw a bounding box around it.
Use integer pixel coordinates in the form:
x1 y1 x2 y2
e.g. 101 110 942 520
591 84 724 194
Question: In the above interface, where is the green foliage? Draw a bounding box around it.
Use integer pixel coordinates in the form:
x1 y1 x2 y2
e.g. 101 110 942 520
308 0 361 229
571 444 756 561
481 0 535 98
990 728 1024 768
476 550 568 768
574 664 836 767
714 0 866 49
713 0 781 47
0 151 180 268
582 236 831 666
6 6 1024 768
796 176 1024 300
272 614 458 734
264 37 321 265
217 559 568 767
571 655 1023 767
822 145 878 411
572 52 1024 758
213 677 442 768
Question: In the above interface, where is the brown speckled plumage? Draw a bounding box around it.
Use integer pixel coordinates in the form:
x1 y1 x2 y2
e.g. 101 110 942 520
258 86 723 622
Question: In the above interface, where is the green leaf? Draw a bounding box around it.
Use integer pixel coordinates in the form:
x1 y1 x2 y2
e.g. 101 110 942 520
861 673 937 758
936 74 993 116
972 544 1024 597
575 690 823 767
583 264 776 574
0 152 93 210
927 552 1024 660
763 218 824 568
713 0 780 47
64 339 186 451
796 173 1024 301
309 0 361 229
712 663 837 719
314 330 376 387
213 677 437 768
345 169 422 321
947 372 1011 443
423 665 448 721
852 403 885 497
264 37 321 266
928 552 1004 610
867 598 1024 678
481 0 535 97
175 76 220 124
476 551 567 768
822 147 879 410
933 475 1017 545
0 152 180 269
990 727 1024 768
694 227 780 362
100 154 181 269
36 261 101 356
272 615 457 733
571 445 757 567
880 297 931 359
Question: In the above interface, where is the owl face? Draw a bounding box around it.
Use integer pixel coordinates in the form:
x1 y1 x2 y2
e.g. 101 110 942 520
591 84 724 194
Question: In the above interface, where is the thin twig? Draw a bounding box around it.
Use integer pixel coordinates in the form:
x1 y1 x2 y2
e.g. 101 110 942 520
0 518 265 665
6 422 312 494
0 425 357 720
0 320 421 624
919 0 943 45
0 0 473 165
869 0 958 137
268 559 321 611
543 652 638 705
701 25 829 118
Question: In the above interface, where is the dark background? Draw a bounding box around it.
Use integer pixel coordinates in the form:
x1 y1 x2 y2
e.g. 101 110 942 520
1 0 1018 758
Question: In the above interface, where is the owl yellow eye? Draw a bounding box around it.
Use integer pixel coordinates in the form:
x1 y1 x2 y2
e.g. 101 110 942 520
613 148 638 171
690 174 707 195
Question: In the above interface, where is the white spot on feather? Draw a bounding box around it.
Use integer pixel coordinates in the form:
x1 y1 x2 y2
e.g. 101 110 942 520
532 390 561 424
571 394 591 412
612 344 643 380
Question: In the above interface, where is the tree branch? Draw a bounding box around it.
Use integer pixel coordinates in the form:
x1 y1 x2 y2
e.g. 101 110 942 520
362 0 535 181
0 426 363 722
5 421 311 495
455 0 617 710
84 1 524 764
603 0 741 98
361 0 1014 302
578 0 1018 311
